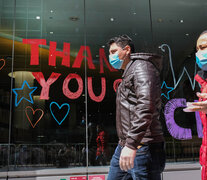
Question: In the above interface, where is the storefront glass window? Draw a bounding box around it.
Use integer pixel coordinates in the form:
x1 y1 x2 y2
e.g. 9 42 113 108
0 0 207 175
10 0 87 170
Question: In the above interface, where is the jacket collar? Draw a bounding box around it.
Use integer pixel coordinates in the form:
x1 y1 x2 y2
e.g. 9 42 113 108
197 70 207 80
122 60 134 78
130 53 162 72
122 53 163 78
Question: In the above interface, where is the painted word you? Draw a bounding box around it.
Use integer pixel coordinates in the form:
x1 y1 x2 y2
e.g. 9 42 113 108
32 72 121 102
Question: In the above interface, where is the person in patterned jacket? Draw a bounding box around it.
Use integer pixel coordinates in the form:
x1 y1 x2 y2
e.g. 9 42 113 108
184 30 207 180
96 124 109 165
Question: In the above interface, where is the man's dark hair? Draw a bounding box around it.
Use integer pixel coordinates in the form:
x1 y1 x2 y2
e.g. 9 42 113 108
107 34 135 53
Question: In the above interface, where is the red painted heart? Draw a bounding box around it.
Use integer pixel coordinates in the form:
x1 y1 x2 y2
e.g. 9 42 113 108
0 59 5 70
25 106 44 128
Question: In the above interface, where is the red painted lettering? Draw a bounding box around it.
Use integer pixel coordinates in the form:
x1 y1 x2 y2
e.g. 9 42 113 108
49 41 70 67
113 79 122 92
99 48 117 73
32 72 61 100
72 46 95 69
22 39 46 65
63 73 83 99
88 77 106 102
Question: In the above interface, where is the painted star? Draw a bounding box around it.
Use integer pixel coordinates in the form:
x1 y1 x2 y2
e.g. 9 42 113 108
12 80 37 107
161 81 174 100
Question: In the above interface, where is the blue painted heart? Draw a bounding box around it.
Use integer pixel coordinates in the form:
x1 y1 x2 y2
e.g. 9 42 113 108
50 102 70 125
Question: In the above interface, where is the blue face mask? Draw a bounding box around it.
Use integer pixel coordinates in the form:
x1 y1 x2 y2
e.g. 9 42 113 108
196 50 207 71
109 53 124 69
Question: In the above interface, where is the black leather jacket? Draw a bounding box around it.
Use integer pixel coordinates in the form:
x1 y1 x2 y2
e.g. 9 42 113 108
116 53 164 150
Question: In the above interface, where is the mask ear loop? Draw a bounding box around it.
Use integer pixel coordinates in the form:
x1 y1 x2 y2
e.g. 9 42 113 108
120 46 125 60
122 46 130 60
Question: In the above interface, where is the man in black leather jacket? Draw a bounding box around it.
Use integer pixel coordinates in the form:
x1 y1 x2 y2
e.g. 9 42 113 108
107 35 165 180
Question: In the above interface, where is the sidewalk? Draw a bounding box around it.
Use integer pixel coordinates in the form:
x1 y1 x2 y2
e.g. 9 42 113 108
0 162 201 180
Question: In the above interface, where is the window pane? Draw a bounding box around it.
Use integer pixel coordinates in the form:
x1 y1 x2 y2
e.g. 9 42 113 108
85 0 152 166
11 0 86 170
0 0 15 172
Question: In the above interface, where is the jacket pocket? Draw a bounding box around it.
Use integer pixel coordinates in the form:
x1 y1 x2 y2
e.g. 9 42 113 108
136 145 149 155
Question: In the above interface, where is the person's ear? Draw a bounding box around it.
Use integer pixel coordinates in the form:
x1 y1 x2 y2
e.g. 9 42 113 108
125 45 131 55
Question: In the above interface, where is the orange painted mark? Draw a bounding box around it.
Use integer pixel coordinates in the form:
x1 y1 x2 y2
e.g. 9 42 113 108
25 106 44 128
0 59 5 70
